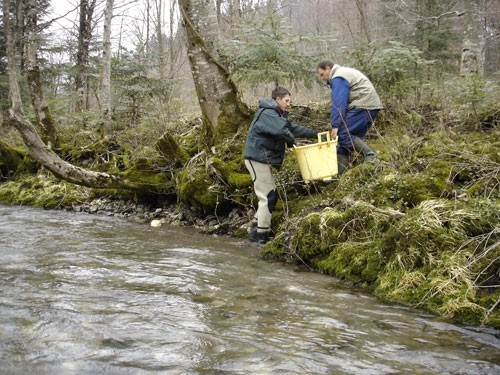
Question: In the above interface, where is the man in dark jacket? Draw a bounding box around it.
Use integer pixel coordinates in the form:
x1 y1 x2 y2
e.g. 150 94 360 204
244 86 318 244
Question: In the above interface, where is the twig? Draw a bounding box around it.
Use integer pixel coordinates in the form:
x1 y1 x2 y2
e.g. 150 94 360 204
485 295 500 318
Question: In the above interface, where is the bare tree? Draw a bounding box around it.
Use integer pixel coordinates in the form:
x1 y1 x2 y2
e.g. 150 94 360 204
178 0 249 143
75 0 96 112
100 0 114 136
24 0 59 147
153 0 167 78
356 0 371 44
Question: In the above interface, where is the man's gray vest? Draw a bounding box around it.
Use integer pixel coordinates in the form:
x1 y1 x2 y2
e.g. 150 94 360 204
329 64 383 110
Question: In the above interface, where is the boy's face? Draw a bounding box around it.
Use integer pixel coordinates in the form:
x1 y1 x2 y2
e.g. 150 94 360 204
317 67 331 83
275 94 291 111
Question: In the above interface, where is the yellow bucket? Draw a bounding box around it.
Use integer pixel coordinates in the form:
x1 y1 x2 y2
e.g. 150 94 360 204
292 132 338 182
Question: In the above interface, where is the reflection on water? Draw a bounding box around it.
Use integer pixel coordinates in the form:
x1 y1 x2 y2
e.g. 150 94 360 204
0 205 499 374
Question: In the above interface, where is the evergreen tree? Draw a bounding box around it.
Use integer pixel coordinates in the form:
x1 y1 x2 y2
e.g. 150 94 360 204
221 13 317 89
379 0 461 73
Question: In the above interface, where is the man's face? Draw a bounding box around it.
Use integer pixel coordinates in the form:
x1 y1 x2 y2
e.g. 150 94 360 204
276 94 291 111
317 67 331 83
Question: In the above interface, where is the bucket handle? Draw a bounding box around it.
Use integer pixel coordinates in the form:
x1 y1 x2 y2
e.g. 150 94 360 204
292 132 337 149
317 131 337 144
317 131 330 144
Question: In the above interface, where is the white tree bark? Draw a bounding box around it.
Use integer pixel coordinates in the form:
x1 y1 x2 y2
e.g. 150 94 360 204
101 0 114 136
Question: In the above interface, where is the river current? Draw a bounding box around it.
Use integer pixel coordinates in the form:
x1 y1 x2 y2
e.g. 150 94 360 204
0 205 499 374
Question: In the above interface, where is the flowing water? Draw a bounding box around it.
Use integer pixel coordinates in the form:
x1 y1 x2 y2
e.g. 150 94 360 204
0 205 499 375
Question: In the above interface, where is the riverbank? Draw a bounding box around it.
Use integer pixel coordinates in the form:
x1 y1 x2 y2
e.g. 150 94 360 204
1 106 499 329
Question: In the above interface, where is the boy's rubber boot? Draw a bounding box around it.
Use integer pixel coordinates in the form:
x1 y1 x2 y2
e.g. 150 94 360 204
250 226 270 245
248 222 258 242
256 231 270 245
337 153 349 175
352 137 377 163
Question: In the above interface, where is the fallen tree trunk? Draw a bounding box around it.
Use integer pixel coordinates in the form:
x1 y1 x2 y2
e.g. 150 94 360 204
7 112 170 192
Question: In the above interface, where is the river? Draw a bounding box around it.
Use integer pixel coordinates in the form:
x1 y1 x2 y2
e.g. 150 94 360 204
0 205 499 374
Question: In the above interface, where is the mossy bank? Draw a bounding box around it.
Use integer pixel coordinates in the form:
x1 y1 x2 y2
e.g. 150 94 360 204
261 127 500 329
1 109 499 329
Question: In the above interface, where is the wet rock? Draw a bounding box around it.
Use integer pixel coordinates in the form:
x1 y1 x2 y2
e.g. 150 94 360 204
151 219 162 227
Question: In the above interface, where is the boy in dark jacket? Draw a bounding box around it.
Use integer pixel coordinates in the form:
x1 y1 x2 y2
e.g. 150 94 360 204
244 87 319 244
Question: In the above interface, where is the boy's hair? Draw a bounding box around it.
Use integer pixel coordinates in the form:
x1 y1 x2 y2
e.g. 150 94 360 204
317 60 335 70
272 86 291 100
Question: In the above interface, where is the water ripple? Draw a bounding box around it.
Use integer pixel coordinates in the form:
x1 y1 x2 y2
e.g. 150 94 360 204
0 205 499 374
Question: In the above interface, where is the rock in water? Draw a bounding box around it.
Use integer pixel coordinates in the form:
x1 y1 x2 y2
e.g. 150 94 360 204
150 219 162 227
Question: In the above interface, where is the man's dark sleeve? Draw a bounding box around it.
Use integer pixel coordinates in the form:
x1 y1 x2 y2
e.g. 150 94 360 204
330 77 350 129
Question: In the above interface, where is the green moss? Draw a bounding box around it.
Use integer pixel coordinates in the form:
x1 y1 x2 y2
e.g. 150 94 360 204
227 172 252 189
0 174 88 208
0 141 26 179
177 167 221 213
476 293 500 329
390 173 451 208
260 232 290 261
213 93 252 141
292 213 328 260
211 156 252 189
317 241 383 284
379 200 468 265
156 132 189 167
119 153 175 195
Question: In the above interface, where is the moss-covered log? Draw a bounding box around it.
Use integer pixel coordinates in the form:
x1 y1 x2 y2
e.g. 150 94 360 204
156 132 189 167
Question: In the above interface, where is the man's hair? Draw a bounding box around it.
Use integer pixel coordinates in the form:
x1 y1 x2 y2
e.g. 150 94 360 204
317 60 335 70
272 86 291 100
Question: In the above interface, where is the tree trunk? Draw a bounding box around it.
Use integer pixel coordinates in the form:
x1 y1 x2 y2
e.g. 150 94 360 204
146 0 151 57
75 0 96 112
3 0 23 114
101 0 114 137
178 0 250 144
154 0 167 79
460 0 486 76
355 0 371 44
2 0 163 193
25 0 59 147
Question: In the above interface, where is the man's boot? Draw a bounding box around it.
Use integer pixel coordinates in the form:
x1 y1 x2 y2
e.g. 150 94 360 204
337 153 349 175
352 137 377 163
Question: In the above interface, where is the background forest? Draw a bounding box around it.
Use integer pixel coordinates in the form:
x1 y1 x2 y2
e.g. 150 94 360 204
1 0 499 148
1 0 499 328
